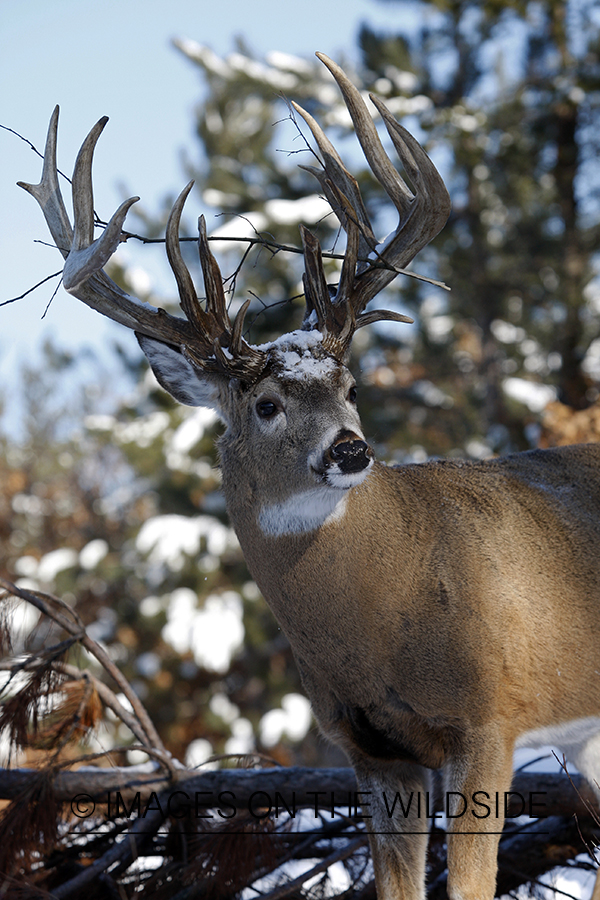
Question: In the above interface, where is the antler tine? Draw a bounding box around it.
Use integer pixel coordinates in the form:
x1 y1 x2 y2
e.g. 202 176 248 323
291 101 375 263
165 190 242 358
300 225 334 330
71 117 109 251
63 117 140 292
164 186 266 378
370 94 451 231
293 52 451 349
17 106 73 257
165 182 212 341
315 53 415 218
197 215 230 333
334 187 361 305
288 54 451 360
230 298 252 356
19 109 182 339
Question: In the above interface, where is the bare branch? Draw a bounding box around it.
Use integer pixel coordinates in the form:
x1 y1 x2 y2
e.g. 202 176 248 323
0 270 63 308
257 836 367 900
0 579 171 765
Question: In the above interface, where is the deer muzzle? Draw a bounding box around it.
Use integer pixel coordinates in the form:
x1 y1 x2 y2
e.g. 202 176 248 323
327 431 374 475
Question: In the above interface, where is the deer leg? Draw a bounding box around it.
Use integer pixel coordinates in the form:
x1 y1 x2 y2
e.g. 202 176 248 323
353 760 431 900
444 727 515 900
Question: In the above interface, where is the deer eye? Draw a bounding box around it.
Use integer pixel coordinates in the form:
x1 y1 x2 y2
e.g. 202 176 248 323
256 399 279 419
347 385 357 404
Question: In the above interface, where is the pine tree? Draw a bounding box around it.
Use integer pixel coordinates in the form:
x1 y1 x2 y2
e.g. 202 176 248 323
358 0 600 454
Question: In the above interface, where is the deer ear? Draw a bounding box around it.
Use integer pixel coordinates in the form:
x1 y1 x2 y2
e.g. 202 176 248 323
136 334 226 418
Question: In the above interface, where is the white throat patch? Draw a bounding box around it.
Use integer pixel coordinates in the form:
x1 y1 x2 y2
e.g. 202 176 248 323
258 487 349 537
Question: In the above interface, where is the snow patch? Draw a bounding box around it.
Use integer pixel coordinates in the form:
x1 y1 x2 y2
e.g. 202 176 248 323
503 377 558 412
85 411 170 448
211 212 268 242
165 408 218 475
210 196 328 246
256 329 325 354
379 94 432 117
264 195 330 226
79 539 109 571
136 514 237 572
37 548 78 583
185 738 217 769
171 408 216 453
225 717 255 755
228 52 299 89
255 329 339 381
210 692 240 725
582 337 600 380
161 587 245 673
174 39 231 78
265 51 314 76
260 693 312 747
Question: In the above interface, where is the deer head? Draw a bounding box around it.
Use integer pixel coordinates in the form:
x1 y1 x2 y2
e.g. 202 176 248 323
18 53 449 530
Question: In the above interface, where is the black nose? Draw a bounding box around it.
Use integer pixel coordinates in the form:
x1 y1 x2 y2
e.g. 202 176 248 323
329 438 373 474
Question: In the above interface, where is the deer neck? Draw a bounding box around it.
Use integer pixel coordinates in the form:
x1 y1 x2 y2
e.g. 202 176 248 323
220 460 433 714
220 460 397 624
221 461 360 551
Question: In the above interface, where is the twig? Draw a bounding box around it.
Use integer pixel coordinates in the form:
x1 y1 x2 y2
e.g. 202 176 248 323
552 750 600 870
41 274 64 318
256 835 367 900
553 751 600 826
0 271 63 307
0 579 172 769
51 798 165 898
0 655 158 752
119 229 449 290
244 827 339 896
499 868 586 900
0 123 70 185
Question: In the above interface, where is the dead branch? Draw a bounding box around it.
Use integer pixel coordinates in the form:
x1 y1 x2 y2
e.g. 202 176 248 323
257 835 367 900
0 578 172 769
0 764 597 818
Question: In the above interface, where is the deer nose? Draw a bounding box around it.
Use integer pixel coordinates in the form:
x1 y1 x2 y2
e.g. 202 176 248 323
328 433 373 474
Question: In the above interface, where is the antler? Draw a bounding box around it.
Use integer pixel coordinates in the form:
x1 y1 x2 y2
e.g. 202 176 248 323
19 55 450 378
18 106 267 382
293 52 451 360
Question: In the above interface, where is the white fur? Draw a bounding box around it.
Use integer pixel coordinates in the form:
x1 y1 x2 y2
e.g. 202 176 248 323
137 335 224 416
326 464 373 488
258 487 349 536
517 717 600 797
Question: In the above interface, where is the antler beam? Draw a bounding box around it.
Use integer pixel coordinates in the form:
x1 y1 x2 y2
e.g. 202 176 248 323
18 106 267 381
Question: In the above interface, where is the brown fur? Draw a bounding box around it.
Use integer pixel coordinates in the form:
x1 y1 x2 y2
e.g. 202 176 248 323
227 448 600 752
220 443 600 899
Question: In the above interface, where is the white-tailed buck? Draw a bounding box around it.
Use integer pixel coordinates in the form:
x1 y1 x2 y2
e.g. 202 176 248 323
19 53 600 900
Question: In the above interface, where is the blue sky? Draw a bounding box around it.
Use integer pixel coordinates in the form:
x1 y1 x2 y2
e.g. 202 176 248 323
1 0 420 418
